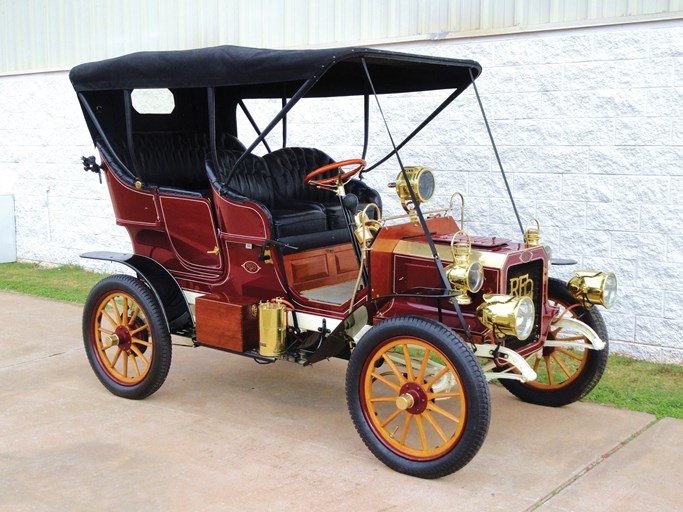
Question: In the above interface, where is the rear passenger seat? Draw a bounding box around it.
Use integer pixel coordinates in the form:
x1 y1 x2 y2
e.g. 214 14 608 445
206 148 382 253
104 131 246 194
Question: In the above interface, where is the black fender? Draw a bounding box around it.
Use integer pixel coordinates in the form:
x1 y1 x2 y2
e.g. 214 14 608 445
81 251 193 335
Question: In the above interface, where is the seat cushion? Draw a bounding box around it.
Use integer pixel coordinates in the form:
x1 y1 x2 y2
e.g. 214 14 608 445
271 209 327 238
324 202 377 230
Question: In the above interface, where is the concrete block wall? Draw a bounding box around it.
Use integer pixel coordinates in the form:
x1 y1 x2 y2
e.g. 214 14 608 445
1 20 681 362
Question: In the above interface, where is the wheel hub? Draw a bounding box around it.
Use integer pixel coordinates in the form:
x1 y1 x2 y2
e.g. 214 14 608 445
114 325 132 351
398 381 428 414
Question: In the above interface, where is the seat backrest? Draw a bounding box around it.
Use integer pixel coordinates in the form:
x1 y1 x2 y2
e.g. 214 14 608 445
132 132 245 190
212 150 274 208
263 147 335 204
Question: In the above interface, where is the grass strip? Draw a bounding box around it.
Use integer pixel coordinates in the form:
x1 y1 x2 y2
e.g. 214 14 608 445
0 262 106 304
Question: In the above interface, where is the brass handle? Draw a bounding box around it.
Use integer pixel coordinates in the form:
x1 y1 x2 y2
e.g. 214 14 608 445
207 246 220 255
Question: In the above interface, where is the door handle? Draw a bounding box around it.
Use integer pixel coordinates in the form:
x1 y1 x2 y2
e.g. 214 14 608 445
207 246 220 255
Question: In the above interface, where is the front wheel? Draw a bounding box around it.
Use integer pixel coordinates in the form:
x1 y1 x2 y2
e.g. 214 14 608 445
500 277 609 407
346 316 490 479
83 274 172 399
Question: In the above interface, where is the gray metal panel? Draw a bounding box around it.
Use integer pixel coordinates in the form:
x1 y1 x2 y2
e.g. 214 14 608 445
2 0 683 74
0 195 16 263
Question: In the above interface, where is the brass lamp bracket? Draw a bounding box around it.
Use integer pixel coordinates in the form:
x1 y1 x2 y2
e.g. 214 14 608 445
524 218 541 247
449 192 466 229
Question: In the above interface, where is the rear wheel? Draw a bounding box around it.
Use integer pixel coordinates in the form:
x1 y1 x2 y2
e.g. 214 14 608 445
83 274 172 399
500 278 609 407
346 316 490 479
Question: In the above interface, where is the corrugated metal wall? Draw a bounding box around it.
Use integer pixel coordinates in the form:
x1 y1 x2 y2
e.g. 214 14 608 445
2 0 682 73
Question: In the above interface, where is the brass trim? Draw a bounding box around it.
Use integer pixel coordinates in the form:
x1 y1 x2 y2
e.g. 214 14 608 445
393 166 435 212
396 393 415 410
476 294 535 340
258 300 288 357
103 333 119 348
444 230 483 304
567 270 617 308
393 240 509 269
524 218 541 247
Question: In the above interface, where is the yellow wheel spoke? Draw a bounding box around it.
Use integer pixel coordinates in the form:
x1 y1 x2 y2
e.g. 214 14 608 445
131 337 152 348
130 353 141 377
423 410 448 443
400 413 412 445
109 299 122 324
427 402 461 423
552 352 572 378
415 415 428 451
122 297 129 321
97 327 114 335
424 366 449 390
122 351 129 378
402 345 415 381
129 324 149 336
533 355 541 372
369 396 397 403
371 372 401 393
130 345 149 366
127 305 141 326
428 391 462 400
416 348 431 383
545 356 555 385
380 408 403 429
101 309 118 329
381 354 406 385
111 347 122 367
556 347 585 361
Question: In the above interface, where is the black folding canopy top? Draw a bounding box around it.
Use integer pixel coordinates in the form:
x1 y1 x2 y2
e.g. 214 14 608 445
69 45 481 97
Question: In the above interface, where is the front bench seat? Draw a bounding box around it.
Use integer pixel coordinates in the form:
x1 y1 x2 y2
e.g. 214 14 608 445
263 147 382 230
207 151 327 240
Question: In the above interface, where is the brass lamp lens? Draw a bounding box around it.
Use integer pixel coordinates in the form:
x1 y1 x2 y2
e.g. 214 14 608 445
467 262 484 293
417 169 435 202
476 295 535 340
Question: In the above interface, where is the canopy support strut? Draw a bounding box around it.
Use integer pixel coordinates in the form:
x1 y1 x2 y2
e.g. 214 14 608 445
225 79 317 186
360 58 474 346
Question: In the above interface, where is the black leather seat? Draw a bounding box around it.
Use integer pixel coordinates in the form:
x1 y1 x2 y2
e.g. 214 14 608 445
263 147 382 230
108 131 246 192
207 148 381 253
208 151 327 240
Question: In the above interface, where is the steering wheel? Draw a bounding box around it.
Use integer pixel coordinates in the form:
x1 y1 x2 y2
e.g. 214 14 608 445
304 159 366 189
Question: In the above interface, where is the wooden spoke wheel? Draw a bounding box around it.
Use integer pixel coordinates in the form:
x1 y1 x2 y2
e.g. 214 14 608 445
346 316 490 479
83 275 172 399
500 277 609 407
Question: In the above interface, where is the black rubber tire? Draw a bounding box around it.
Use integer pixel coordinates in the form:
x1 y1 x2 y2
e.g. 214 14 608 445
83 274 172 399
500 278 609 407
346 316 490 479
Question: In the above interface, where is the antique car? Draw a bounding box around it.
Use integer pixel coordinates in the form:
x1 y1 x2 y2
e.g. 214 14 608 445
70 45 616 478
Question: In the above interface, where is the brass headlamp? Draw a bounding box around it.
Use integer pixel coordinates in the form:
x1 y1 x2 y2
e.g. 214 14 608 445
390 166 435 212
476 294 536 340
444 231 484 305
568 271 617 308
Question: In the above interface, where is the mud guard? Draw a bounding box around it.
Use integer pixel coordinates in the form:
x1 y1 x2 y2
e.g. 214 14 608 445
81 251 193 335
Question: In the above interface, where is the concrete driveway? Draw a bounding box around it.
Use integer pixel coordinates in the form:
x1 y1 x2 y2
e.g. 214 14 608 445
1 291 681 511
